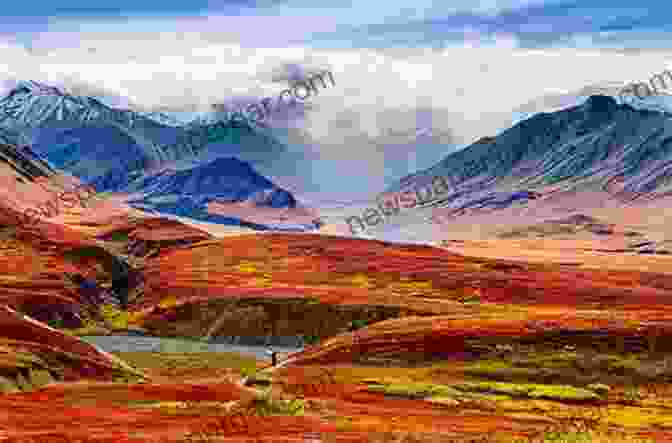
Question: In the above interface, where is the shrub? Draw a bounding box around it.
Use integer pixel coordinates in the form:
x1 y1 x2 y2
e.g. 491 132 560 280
454 381 600 401
108 231 130 242
100 303 129 330
239 364 257 378
623 385 641 403
47 317 63 329
349 319 369 331
253 388 305 416
587 383 611 396
540 431 592 442
303 334 320 345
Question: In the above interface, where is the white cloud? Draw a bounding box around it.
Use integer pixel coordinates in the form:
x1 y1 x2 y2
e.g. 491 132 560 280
0 16 670 198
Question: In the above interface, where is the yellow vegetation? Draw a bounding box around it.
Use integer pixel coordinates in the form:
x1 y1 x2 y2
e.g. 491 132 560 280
351 273 373 289
158 295 180 309
388 280 433 292
100 303 129 330
235 261 258 273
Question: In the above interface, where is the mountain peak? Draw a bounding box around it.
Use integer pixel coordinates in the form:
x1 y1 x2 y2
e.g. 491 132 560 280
394 91 672 204
582 94 618 113
10 80 65 97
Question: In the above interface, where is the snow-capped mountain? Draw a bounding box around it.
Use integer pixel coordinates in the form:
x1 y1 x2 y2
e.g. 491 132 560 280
0 80 185 173
0 80 316 231
0 80 290 192
0 81 173 135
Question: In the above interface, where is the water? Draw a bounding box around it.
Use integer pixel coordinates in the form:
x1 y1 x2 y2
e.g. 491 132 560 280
81 335 304 360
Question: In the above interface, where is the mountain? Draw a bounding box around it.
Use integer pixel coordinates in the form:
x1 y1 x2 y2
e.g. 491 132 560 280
0 138 55 182
132 156 294 209
0 80 290 192
126 157 319 230
390 96 672 211
0 81 319 233
139 111 186 127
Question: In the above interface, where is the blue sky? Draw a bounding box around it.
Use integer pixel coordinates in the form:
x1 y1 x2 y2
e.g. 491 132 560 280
1 0 671 199
0 1 250 17
3 0 671 49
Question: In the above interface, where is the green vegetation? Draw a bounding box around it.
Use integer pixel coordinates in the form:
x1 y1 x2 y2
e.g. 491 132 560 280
586 383 611 396
460 351 672 385
455 381 600 401
100 303 129 330
367 382 462 398
253 388 305 416
513 431 593 442
458 289 481 305
63 324 110 336
303 334 321 345
245 371 273 387
511 431 655 443
113 351 260 379
125 399 161 407
239 363 258 379
460 294 481 304
349 318 370 331
90 191 114 200
462 360 539 378
47 317 64 329
63 246 108 261
366 380 599 402
303 297 321 306
623 385 641 403
107 230 130 242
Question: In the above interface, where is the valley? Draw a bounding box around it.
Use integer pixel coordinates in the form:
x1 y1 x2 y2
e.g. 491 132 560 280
0 84 671 442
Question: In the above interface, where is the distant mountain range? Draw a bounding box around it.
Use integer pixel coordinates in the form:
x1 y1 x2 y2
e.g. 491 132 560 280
0 80 316 231
390 95 672 218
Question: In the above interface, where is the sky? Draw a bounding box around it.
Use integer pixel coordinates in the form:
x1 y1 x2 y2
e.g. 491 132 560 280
0 0 671 199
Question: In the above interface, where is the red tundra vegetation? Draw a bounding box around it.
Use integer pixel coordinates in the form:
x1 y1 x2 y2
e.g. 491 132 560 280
1 224 672 441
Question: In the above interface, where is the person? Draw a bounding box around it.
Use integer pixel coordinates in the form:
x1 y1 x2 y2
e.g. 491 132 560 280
265 347 277 366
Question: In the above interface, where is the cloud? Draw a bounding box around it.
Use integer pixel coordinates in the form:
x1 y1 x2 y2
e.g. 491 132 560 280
0 12 671 199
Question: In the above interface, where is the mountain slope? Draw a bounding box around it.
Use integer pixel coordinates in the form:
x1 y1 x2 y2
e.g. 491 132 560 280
31 124 152 191
0 81 317 231
391 96 672 210
126 157 319 230
0 80 291 191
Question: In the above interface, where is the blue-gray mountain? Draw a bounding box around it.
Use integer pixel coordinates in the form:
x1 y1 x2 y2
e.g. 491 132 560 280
390 95 672 213
125 157 319 231
0 81 290 192
0 81 313 231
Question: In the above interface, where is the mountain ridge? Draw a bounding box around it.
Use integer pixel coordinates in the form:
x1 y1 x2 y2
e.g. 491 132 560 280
0 80 291 187
0 81 315 232
391 95 672 205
